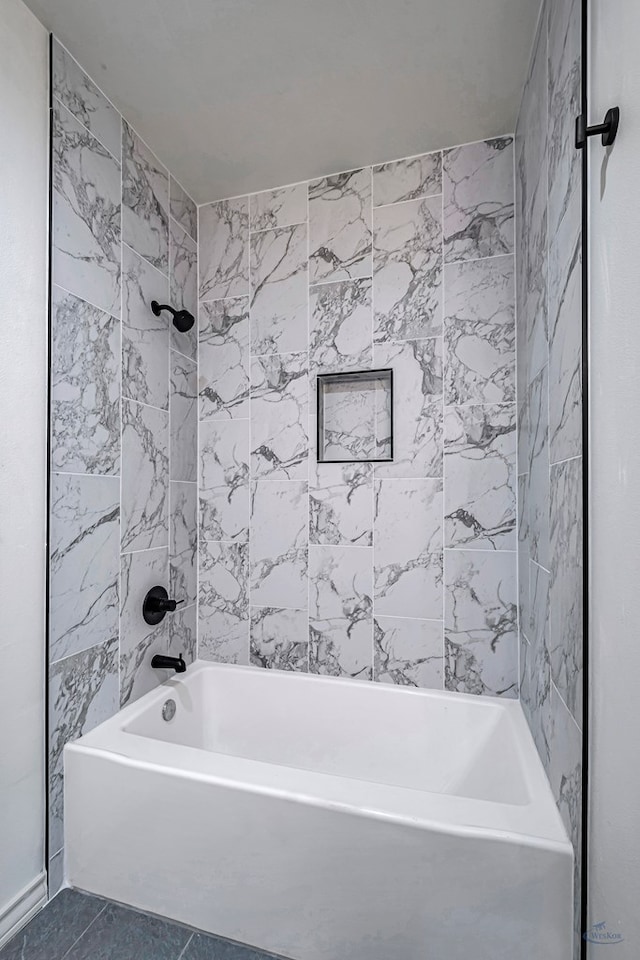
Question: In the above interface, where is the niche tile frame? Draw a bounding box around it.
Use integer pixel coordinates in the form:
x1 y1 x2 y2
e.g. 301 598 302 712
316 368 394 464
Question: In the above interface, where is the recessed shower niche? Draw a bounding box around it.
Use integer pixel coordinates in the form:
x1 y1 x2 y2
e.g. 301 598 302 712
316 369 393 463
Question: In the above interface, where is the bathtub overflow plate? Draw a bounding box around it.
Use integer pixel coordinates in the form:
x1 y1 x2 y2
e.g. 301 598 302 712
162 699 176 722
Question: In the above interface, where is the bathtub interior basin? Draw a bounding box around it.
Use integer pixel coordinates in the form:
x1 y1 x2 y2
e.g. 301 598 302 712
64 661 573 960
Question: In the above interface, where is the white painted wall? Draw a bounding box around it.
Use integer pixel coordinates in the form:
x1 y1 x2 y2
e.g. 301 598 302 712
588 0 640 952
0 0 49 942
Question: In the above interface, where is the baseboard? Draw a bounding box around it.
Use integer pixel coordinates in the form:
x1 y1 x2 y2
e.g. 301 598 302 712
0 873 48 949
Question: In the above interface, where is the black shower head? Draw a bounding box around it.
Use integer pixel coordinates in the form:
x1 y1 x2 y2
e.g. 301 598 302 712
150 300 195 333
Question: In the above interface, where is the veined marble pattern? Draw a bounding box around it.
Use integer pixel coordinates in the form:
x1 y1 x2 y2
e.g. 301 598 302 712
527 365 550 569
199 197 249 301
50 474 119 663
444 255 515 404
549 457 583 725
548 189 581 463
443 137 514 263
250 481 308 609
171 353 197 482
250 607 308 671
122 121 169 273
444 549 518 698
121 399 169 552
170 481 197 607
373 339 443 479
52 103 121 317
549 682 582 959
51 286 120 475
250 183 307 232
444 404 517 551
517 393 529 478
251 352 308 479
49 638 119 853
308 169 372 283
373 194 442 341
199 541 249 664
199 419 250 542
374 616 444 688
52 39 121 158
373 152 442 206
169 217 198 360
122 243 169 409
548 0 581 242
198 298 250 420
250 223 308 355
169 175 197 241
518 473 531 639
319 375 389 462
310 461 373 546
529 561 553 770
309 544 373 679
119 547 168 706
168 602 197 664
374 479 443 619
309 278 372 376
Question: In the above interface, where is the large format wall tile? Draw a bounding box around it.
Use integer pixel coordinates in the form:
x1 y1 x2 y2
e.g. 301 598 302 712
199 420 250 542
373 195 442 341
547 0 581 243
171 353 197 482
199 298 250 420
250 183 307 232
52 103 121 317
170 175 197 242
443 137 514 263
549 456 583 724
310 461 373 547
444 549 517 698
373 151 442 206
528 365 550 569
170 216 198 359
374 478 443 619
121 399 169 552
170 481 197 607
529 560 553 769
122 121 169 273
49 638 119 853
250 606 308 671
444 404 517 551
374 616 444 689
251 352 308 479
308 169 372 283
199 541 249 663
50 474 119 663
169 602 197 664
250 481 308 608
51 286 120 475
122 243 169 409
52 39 121 158
309 544 373 679
250 223 308 355
119 547 169 705
309 278 372 375
199 197 249 301
373 338 443 479
444 255 515 404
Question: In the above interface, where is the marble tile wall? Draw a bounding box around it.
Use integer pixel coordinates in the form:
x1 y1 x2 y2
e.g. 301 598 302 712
515 0 583 954
197 136 518 697
48 39 197 891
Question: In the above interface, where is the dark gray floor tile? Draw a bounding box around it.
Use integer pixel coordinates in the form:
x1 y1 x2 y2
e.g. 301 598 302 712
64 902 190 960
0 890 106 960
182 932 287 960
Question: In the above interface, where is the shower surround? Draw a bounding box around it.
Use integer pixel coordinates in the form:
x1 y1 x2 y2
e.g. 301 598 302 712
196 140 518 690
48 39 198 892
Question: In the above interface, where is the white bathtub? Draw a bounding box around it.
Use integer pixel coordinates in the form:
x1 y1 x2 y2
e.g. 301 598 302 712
64 661 573 960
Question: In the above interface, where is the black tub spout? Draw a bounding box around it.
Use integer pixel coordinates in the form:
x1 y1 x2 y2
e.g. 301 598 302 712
151 654 186 673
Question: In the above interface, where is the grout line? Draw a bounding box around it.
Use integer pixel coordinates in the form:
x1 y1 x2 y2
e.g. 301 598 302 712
52 94 120 165
121 239 170 282
444 250 515 268
373 190 443 210
60 902 109 960
176 933 194 960
51 469 120 480
51 281 120 323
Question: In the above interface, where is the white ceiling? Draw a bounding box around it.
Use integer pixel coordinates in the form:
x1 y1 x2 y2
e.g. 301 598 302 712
24 0 539 203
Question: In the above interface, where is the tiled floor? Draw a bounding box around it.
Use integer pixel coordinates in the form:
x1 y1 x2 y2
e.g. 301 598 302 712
0 890 287 960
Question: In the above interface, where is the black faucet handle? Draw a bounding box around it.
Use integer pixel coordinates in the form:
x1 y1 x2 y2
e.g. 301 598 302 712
143 587 185 625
